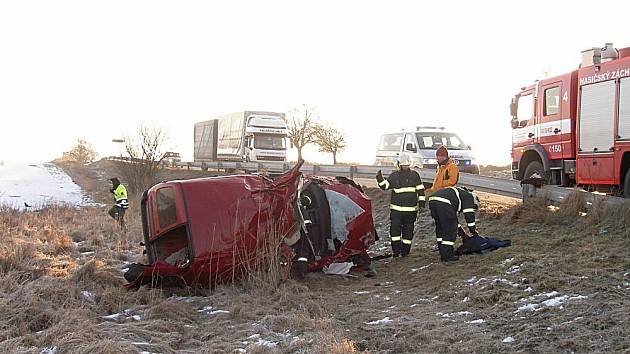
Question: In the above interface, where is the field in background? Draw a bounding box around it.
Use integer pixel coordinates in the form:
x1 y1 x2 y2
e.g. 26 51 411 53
0 161 628 353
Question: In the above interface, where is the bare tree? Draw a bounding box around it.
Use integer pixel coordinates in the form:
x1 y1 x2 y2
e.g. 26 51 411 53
286 105 318 162
62 139 97 163
117 124 168 195
315 123 346 165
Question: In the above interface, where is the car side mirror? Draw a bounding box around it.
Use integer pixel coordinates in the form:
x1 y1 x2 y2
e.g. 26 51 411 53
405 143 417 152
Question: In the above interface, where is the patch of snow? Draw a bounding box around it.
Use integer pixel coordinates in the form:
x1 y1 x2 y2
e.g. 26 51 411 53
501 258 514 266
409 304 418 308
80 251 95 256
39 347 57 354
493 278 519 288
353 291 370 295
506 265 521 274
209 310 230 315
462 297 470 303
81 291 94 302
235 349 246 354
383 296 391 301
393 290 402 294
131 315 142 321
254 339 278 348
516 294 587 312
198 306 213 312
524 287 533 292
502 336 515 343
366 317 393 325
474 278 487 285
467 319 485 324
431 296 439 300
132 342 151 346
466 276 477 283
247 334 261 340
102 313 121 320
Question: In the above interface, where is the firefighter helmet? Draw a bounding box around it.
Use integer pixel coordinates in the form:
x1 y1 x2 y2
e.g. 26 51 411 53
398 152 413 167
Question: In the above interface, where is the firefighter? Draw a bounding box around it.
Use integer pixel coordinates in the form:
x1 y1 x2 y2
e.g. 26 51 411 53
376 153 425 257
428 186 480 262
426 145 471 238
108 177 129 225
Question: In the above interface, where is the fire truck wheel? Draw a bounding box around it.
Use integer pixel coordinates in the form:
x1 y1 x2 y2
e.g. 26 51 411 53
524 161 547 182
623 170 630 198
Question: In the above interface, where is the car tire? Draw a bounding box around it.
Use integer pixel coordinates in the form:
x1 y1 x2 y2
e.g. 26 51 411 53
523 160 548 182
623 169 630 198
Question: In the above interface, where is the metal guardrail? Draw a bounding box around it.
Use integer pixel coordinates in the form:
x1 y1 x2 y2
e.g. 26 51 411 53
110 158 629 207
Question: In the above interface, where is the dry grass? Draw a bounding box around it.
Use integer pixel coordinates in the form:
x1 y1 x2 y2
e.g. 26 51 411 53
2 162 629 353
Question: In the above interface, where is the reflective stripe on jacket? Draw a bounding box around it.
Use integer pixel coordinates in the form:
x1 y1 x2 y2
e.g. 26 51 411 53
428 186 477 233
114 184 129 208
377 169 425 211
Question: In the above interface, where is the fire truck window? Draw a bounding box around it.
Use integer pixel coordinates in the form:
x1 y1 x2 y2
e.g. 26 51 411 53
379 134 403 151
544 87 560 116
619 77 630 140
157 187 178 229
517 94 534 125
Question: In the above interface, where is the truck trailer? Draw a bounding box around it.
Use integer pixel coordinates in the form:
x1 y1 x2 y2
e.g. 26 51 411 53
194 111 288 163
510 43 630 197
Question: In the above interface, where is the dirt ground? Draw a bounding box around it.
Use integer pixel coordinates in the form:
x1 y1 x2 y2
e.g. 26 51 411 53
1 160 629 353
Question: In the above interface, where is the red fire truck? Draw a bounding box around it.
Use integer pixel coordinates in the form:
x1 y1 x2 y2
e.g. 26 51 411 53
510 43 630 198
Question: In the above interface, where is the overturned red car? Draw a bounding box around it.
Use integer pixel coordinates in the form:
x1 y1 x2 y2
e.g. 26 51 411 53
124 162 377 288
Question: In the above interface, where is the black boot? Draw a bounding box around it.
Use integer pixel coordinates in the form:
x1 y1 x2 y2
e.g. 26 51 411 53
438 244 459 262
391 241 401 258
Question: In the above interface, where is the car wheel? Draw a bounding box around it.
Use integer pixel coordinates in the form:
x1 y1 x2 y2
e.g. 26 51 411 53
523 160 548 183
623 169 630 198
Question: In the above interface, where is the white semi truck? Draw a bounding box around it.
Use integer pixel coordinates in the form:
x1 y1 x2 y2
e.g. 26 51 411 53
194 111 287 163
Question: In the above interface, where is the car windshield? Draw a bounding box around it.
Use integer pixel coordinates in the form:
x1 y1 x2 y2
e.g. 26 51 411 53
254 134 286 150
415 132 468 150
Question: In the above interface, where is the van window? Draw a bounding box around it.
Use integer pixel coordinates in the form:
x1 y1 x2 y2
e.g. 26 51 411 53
415 132 468 150
379 134 403 152
157 187 178 229
544 87 560 116
404 133 416 151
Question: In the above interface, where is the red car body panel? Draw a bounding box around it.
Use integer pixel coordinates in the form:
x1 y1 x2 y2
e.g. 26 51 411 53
124 163 376 288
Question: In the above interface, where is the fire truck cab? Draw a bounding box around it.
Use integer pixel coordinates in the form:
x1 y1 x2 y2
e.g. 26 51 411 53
510 43 630 197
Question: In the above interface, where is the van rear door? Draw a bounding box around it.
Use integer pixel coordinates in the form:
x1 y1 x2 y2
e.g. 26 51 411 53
375 133 403 165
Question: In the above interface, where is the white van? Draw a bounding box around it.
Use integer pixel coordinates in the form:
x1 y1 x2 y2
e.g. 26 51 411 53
375 127 479 174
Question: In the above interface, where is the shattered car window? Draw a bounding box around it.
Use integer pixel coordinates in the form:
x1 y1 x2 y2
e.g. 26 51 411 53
157 187 177 228
324 189 364 243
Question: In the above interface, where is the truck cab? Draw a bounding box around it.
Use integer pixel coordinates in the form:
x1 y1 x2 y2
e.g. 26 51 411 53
244 115 288 162
510 43 630 197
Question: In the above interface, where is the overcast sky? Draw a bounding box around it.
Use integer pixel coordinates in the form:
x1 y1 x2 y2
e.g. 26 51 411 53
1 0 628 165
